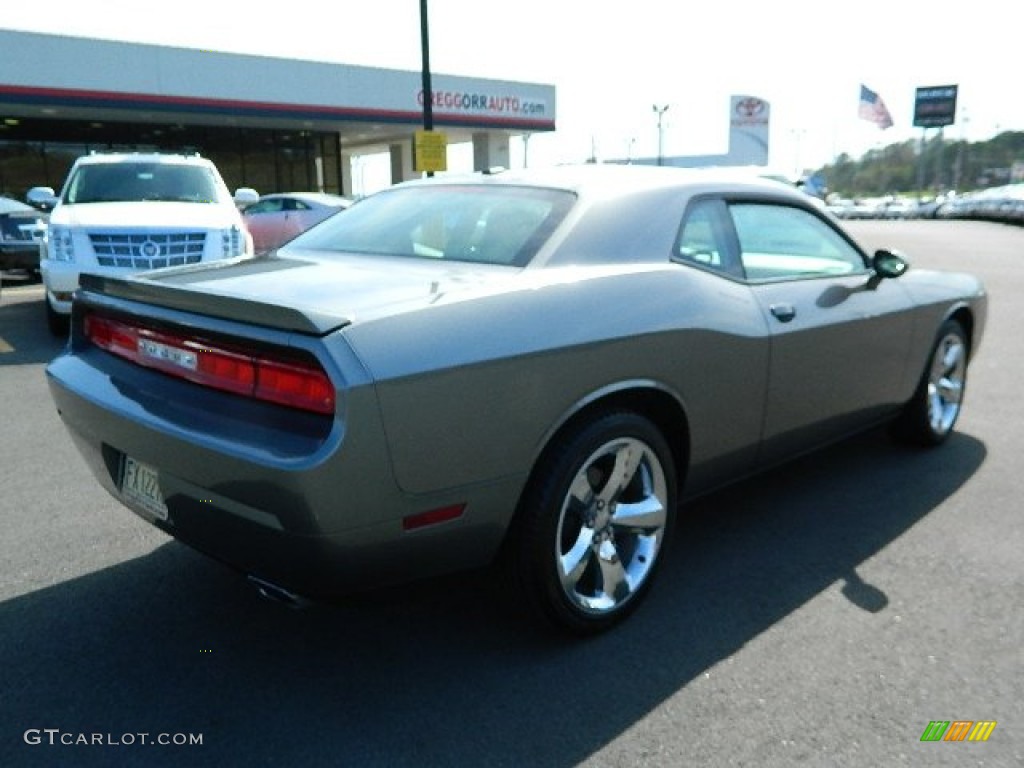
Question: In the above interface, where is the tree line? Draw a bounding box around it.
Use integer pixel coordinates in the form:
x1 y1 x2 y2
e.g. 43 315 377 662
820 130 1024 198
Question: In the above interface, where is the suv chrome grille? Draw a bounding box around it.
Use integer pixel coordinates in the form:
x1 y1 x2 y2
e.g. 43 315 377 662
90 232 207 268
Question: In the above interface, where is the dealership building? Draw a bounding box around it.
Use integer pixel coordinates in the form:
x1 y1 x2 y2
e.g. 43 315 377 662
0 29 556 199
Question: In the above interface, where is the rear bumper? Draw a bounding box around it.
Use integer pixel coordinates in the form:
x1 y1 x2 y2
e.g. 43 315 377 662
46 347 515 597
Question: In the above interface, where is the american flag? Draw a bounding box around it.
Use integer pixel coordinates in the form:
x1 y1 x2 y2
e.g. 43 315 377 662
858 85 894 129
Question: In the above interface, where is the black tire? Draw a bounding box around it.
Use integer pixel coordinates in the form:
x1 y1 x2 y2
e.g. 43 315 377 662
505 410 677 635
893 319 969 447
46 296 69 337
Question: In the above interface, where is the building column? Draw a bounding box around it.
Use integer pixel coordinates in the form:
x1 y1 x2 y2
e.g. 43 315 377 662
341 154 355 197
389 141 417 185
472 133 510 172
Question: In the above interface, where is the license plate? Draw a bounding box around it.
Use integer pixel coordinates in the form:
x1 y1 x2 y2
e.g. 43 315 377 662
121 456 168 521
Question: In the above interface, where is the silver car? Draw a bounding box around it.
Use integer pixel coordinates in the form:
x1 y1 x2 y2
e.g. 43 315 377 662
46 165 987 634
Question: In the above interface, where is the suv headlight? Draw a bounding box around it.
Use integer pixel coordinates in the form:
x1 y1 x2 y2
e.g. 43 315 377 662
221 225 245 258
47 225 75 262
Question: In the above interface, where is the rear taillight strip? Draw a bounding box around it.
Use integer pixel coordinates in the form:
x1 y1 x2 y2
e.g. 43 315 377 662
84 314 335 415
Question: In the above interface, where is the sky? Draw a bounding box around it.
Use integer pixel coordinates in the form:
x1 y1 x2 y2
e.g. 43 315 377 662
2 0 1019 178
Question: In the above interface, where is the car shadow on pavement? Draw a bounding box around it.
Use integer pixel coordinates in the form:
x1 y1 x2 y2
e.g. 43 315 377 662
0 289 65 366
0 427 986 767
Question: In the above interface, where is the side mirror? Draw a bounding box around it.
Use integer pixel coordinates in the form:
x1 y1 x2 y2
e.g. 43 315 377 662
234 187 259 207
27 186 59 210
872 249 909 279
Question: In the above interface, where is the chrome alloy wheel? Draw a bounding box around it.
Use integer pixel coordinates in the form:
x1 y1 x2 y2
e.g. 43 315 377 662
554 436 669 616
927 330 967 437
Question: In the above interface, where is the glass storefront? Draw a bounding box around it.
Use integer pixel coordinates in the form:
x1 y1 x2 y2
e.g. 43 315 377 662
0 117 342 201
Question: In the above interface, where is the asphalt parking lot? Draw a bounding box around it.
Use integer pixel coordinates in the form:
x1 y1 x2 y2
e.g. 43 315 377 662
1 220 1021 767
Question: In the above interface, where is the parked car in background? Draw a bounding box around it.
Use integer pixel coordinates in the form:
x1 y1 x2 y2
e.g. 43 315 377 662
826 197 886 220
29 152 258 334
0 196 48 271
914 195 949 219
825 197 856 219
881 197 920 219
937 184 1024 225
243 192 351 253
46 165 987 634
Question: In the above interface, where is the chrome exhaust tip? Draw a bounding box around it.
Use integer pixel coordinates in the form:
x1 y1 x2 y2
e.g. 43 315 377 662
247 575 311 609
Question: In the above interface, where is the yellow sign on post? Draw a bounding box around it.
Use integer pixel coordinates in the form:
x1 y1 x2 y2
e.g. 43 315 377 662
414 130 448 173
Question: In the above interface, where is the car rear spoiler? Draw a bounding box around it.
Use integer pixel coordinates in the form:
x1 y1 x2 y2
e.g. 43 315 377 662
79 271 352 336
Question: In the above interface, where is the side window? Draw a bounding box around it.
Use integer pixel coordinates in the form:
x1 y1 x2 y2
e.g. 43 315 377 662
730 203 867 280
247 199 284 214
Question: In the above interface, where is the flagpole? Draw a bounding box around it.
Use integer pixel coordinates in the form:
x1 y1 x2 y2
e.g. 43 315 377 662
916 128 927 192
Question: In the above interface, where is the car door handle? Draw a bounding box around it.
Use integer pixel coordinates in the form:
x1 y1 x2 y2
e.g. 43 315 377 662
770 303 797 323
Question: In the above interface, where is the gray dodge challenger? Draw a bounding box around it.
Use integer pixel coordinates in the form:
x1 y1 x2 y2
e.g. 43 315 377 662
46 164 987 633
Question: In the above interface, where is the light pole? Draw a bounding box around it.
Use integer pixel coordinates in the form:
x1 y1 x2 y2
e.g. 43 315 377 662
954 108 969 191
652 104 669 166
791 128 805 178
419 0 434 176
419 0 433 133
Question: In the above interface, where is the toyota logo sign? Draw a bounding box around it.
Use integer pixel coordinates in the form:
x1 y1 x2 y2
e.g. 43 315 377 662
735 98 766 119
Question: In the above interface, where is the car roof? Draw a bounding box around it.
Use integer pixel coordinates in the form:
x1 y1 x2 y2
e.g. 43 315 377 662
0 196 37 214
257 192 351 206
72 152 215 167
401 163 809 204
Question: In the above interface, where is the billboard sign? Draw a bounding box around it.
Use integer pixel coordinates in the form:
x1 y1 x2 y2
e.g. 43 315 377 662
727 94 770 166
913 85 958 128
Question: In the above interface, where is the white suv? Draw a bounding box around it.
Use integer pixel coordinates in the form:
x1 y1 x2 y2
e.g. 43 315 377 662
30 153 258 334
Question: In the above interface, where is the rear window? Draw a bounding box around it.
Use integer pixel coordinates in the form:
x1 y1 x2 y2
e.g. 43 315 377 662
287 184 575 267
64 163 222 205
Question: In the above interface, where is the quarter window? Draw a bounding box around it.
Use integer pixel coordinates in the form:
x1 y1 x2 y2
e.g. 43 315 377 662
674 198 745 278
677 200 725 268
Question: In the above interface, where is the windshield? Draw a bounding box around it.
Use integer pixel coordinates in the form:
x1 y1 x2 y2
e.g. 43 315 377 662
64 163 222 205
287 184 575 267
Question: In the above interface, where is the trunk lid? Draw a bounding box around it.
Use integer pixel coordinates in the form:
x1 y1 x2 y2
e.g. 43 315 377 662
79 251 518 336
